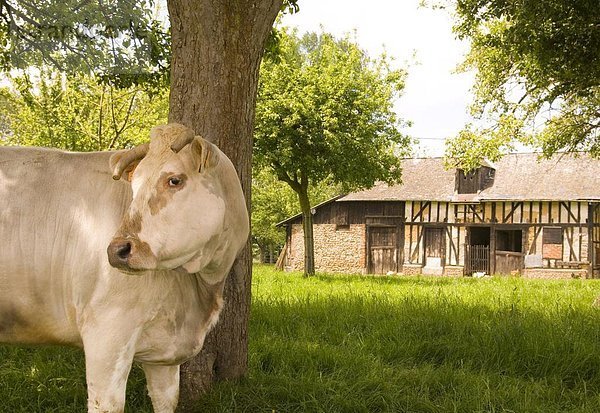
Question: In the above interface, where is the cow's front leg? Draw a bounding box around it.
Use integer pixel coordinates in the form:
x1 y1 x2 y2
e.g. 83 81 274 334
82 327 141 413
142 363 180 413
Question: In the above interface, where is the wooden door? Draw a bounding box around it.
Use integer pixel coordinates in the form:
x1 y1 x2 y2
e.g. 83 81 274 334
494 229 524 275
425 227 445 266
368 226 398 274
495 251 524 275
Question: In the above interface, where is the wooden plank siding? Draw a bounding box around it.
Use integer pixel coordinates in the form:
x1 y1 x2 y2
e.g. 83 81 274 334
299 201 406 226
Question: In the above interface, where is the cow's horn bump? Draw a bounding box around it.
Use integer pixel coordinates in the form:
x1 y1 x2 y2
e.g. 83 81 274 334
168 124 196 153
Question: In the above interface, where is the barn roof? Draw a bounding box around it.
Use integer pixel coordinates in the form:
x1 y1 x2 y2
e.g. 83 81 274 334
340 152 600 203
275 194 346 227
278 152 600 226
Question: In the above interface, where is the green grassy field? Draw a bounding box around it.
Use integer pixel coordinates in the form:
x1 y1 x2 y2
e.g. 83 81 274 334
2 265 600 412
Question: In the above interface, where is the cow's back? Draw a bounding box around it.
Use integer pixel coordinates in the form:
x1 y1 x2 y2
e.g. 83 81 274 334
0 146 130 345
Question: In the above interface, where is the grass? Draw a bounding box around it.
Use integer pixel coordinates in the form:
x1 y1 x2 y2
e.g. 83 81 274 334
2 265 600 412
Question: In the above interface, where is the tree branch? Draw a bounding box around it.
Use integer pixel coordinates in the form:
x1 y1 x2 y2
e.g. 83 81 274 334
272 160 301 193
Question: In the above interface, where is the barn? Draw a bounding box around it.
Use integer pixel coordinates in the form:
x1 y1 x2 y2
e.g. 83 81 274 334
278 153 600 278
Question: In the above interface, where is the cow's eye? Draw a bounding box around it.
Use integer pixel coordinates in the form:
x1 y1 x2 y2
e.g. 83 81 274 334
168 176 183 187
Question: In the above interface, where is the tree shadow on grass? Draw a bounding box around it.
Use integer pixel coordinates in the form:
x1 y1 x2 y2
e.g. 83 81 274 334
203 281 600 413
312 272 471 287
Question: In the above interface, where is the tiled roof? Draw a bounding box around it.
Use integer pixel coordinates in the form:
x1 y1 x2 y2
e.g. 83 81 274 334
340 152 600 202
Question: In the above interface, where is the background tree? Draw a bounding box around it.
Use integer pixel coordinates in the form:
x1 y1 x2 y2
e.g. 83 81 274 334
252 168 299 263
0 0 169 88
443 0 600 170
254 29 411 276
252 167 342 263
1 72 168 150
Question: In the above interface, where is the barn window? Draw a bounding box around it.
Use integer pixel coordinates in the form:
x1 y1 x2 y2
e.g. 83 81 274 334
334 203 349 230
542 227 563 259
543 227 562 244
457 169 479 194
496 229 522 252
456 166 496 194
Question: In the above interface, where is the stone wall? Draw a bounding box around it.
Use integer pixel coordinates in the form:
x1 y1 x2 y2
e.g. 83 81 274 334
286 224 366 274
522 268 588 279
444 265 465 277
285 224 303 271
402 264 423 276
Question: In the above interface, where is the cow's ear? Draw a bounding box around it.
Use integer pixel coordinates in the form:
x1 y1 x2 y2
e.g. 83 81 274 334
109 142 149 181
109 156 139 182
189 136 220 173
121 160 140 182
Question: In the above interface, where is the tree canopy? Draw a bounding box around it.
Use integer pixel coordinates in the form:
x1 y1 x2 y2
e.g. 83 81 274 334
254 28 411 275
255 29 410 193
0 72 168 151
0 0 169 88
444 0 600 170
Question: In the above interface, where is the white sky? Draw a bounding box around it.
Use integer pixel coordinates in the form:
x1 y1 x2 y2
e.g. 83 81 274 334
281 0 475 157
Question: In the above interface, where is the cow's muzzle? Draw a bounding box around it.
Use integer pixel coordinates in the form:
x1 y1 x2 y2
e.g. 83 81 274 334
107 238 134 269
107 237 157 273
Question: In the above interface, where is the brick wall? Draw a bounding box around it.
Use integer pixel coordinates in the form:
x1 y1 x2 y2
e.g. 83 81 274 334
286 224 366 274
542 243 563 259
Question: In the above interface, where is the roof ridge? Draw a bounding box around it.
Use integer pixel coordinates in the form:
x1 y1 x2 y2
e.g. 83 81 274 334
404 150 590 161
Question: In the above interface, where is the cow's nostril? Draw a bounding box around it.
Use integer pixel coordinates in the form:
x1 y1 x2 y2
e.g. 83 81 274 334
108 239 134 268
116 242 132 260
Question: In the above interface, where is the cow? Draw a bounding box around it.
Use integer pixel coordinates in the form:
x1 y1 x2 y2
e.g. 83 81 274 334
0 123 249 412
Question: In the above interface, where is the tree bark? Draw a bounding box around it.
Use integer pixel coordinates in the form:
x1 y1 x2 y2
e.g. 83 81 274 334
297 186 315 276
166 0 282 409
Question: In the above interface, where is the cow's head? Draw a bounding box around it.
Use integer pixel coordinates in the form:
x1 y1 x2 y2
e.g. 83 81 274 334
107 123 225 274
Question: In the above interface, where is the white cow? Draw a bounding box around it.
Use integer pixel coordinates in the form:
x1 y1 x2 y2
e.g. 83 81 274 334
0 123 249 412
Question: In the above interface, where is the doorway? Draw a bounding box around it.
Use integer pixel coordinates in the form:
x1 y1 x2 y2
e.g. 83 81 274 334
466 226 491 275
495 229 523 275
424 227 445 274
368 226 399 274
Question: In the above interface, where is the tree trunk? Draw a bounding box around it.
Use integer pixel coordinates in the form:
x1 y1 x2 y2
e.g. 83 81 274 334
166 0 282 409
297 187 315 276
259 245 266 264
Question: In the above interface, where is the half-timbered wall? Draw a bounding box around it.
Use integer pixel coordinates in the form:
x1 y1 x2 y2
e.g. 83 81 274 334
284 200 600 277
405 200 591 226
403 200 598 272
472 201 589 226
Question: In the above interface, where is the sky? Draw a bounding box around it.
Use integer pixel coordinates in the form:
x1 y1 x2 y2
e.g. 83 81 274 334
280 0 475 157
